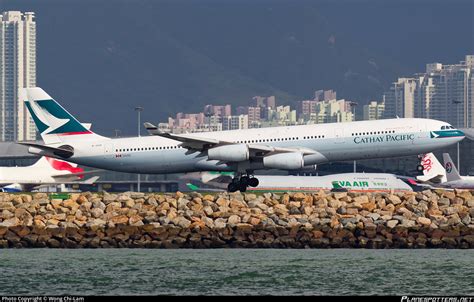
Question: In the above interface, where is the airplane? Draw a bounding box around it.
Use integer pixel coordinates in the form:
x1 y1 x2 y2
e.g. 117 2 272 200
182 171 415 193
21 87 464 192
417 152 474 189
0 156 99 192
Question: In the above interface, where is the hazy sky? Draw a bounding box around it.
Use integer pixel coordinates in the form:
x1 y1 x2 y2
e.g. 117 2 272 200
1 0 473 135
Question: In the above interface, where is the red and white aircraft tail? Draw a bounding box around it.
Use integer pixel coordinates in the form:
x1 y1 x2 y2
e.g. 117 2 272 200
416 153 447 183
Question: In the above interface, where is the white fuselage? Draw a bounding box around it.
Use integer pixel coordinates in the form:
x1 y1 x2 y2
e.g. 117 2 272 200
50 118 464 174
440 176 474 189
248 173 413 192
0 166 72 185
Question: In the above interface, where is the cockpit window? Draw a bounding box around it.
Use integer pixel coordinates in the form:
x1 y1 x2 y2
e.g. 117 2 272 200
441 125 454 130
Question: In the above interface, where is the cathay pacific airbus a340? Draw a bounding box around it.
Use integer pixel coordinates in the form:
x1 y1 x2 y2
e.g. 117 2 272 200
21 87 465 192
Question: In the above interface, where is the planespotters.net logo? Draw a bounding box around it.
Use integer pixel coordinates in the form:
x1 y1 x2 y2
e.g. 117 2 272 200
402 297 474 302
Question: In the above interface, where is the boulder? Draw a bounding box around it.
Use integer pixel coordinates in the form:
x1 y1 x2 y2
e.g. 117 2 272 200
214 218 227 229
0 217 20 227
172 217 191 229
387 195 402 205
228 215 241 225
417 217 431 226
91 208 104 218
110 215 129 225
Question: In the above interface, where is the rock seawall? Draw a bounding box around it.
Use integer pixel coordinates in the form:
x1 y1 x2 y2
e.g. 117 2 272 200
1 190 474 248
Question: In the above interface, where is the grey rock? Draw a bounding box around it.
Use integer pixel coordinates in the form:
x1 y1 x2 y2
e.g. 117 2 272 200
91 208 104 218
214 218 227 229
438 198 450 206
172 217 191 228
289 207 301 215
341 218 358 225
177 198 189 210
393 215 405 222
130 192 145 199
462 215 471 225
401 219 416 228
146 197 158 206
228 215 241 225
367 213 381 221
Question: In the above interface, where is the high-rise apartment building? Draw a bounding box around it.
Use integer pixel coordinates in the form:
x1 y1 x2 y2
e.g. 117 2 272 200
251 96 276 109
203 104 232 117
222 115 248 131
0 11 36 141
383 78 417 119
384 55 474 128
314 89 337 101
363 101 385 120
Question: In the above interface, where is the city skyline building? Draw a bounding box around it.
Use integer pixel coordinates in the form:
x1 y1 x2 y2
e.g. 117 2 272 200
363 101 385 120
0 11 36 141
384 55 474 128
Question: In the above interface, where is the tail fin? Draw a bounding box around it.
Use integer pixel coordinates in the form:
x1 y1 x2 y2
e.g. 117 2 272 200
32 156 84 176
416 153 447 183
443 153 462 182
23 87 107 144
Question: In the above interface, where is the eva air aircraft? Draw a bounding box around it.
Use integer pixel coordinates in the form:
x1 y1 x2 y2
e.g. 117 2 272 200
183 172 414 193
22 87 464 192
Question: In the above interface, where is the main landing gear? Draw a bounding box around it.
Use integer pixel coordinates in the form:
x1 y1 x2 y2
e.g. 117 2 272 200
227 175 259 192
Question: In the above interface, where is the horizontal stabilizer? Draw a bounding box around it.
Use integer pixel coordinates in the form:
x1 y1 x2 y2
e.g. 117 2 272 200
81 176 100 184
17 142 74 158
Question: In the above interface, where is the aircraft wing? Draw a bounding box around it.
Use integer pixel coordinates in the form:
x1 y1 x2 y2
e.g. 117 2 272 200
32 176 100 190
144 122 317 157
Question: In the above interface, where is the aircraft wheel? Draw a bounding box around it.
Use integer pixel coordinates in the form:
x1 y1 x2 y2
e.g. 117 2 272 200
416 164 424 172
228 182 239 193
240 176 249 186
248 177 259 187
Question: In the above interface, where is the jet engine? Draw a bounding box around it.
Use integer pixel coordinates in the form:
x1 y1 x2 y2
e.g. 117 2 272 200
208 144 249 162
263 152 304 170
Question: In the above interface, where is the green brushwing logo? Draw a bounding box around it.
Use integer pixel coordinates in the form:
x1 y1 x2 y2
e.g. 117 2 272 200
25 99 90 135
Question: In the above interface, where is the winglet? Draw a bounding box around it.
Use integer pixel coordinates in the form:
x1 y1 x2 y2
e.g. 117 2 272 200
443 153 462 182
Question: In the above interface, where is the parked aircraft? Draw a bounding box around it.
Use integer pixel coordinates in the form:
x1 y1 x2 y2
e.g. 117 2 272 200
417 152 474 189
0 156 99 192
183 171 414 192
22 87 464 192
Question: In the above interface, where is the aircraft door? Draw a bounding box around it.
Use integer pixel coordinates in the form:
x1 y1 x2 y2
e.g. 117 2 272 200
334 128 345 145
104 143 115 159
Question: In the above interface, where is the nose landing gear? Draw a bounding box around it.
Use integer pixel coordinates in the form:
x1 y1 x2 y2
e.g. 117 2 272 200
227 174 259 192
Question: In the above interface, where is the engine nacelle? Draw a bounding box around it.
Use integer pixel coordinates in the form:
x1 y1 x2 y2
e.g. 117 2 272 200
208 144 249 162
263 152 304 170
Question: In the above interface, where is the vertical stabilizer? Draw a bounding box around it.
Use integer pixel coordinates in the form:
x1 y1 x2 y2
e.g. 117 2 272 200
416 153 447 183
443 153 462 182
23 87 107 144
